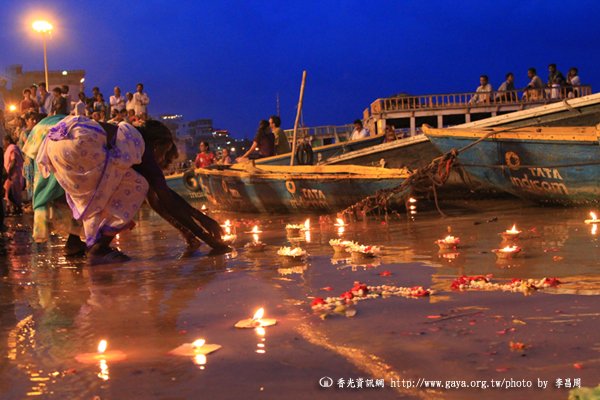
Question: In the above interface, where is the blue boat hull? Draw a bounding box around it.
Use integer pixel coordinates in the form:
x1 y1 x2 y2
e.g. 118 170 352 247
165 171 206 202
424 126 600 205
196 165 407 213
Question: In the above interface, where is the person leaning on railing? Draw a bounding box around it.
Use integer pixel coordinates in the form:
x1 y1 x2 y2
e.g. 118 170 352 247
495 72 516 103
469 75 493 104
523 67 544 101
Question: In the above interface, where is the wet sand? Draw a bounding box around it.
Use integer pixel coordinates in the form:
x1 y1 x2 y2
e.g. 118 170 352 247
0 199 599 399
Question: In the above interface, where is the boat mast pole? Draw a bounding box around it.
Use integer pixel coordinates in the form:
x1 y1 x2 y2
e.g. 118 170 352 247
290 70 307 166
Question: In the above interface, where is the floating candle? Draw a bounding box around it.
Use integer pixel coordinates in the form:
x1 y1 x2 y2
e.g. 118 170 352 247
409 197 417 203
235 308 277 328
500 224 521 240
329 239 355 253
277 246 307 259
201 204 208 211
348 243 381 258
584 212 600 224
169 338 222 357
435 235 460 250
75 339 127 364
492 245 522 259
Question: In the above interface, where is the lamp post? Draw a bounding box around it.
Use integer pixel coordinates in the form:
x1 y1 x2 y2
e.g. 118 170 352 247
32 20 53 88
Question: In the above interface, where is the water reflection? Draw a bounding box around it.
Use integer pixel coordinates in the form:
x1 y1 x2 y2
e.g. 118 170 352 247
0 201 599 398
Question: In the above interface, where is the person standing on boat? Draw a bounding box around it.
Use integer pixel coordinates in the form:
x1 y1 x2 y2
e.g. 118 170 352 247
194 141 215 168
350 119 369 140
495 72 516 102
523 68 544 101
238 120 275 160
269 115 290 155
469 75 493 104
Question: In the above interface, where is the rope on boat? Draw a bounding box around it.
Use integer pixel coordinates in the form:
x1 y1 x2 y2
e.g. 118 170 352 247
339 126 516 218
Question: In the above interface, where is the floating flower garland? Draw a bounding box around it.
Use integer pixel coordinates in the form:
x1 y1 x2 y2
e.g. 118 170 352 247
347 243 381 258
451 275 560 295
310 281 433 318
277 246 307 259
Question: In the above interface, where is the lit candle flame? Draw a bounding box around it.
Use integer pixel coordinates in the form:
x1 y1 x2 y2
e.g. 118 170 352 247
501 245 519 252
444 235 457 243
335 218 345 227
192 339 205 349
97 340 107 354
591 212 598 221
252 308 265 321
251 225 261 234
506 224 520 234
201 204 207 211
409 197 417 203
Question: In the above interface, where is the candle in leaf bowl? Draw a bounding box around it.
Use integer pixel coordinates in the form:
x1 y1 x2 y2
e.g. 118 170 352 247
235 308 277 329
277 246 307 260
500 224 521 241
492 245 522 260
169 338 222 358
584 211 600 224
348 243 381 262
329 239 355 254
75 339 127 364
285 223 304 236
435 235 460 250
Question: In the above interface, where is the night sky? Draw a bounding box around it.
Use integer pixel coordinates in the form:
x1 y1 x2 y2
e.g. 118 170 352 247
2 0 599 138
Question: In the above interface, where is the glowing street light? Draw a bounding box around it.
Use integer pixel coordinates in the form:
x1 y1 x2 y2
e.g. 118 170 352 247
32 20 53 89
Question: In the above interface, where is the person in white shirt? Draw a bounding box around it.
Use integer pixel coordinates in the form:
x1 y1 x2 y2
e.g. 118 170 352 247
110 86 126 113
470 75 493 104
132 83 150 116
72 92 87 116
350 119 369 141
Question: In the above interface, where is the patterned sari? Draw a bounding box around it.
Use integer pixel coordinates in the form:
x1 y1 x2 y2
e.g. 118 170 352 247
37 116 148 246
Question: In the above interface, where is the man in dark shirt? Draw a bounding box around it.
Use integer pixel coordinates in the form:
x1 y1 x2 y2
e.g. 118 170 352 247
51 87 67 115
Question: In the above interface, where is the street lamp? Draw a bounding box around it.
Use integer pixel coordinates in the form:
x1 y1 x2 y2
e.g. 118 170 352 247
32 20 53 88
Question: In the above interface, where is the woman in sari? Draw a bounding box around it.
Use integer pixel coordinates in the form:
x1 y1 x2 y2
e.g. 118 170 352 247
37 115 148 262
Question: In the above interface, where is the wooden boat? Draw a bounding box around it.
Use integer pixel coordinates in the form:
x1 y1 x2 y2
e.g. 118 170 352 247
195 163 409 213
165 170 206 201
423 124 600 204
256 134 385 166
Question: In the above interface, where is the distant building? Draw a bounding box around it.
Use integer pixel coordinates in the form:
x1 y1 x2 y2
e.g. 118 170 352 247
4 64 85 107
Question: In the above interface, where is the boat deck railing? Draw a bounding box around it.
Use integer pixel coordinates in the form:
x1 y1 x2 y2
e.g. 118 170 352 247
283 124 354 141
371 85 593 115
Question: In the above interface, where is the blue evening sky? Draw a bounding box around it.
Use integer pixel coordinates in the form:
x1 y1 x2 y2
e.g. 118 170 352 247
2 0 599 138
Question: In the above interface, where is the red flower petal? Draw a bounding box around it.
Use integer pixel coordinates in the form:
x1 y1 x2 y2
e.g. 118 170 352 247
311 297 326 307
